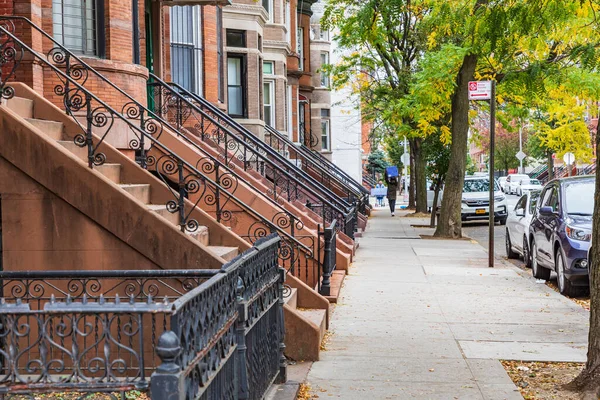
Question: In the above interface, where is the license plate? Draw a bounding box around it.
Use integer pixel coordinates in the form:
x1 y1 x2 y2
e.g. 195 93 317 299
476 209 486 215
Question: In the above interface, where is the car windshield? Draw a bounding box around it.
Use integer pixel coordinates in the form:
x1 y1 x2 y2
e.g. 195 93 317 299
564 180 594 215
463 179 499 193
529 179 540 185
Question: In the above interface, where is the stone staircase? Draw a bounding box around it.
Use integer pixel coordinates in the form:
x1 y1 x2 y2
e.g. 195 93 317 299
0 83 245 271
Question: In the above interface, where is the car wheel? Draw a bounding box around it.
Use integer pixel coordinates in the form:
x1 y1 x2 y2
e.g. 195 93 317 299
556 248 588 297
523 236 531 268
506 230 519 259
531 241 551 280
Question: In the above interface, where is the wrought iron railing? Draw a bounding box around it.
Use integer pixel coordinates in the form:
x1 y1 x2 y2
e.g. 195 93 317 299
0 16 316 276
148 77 357 238
263 124 370 215
0 235 285 400
317 220 337 296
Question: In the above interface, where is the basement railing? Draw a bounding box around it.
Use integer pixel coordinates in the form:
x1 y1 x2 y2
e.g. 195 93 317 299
0 235 286 400
0 16 318 277
150 77 358 239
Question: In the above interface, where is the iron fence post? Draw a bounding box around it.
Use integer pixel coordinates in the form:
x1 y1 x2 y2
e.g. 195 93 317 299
235 276 250 400
151 331 184 400
276 267 287 384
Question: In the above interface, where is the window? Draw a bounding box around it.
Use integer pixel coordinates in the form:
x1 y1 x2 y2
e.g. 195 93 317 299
297 27 304 71
217 6 224 102
321 109 330 117
515 195 527 212
226 30 246 47
227 55 246 118
263 61 274 75
320 52 329 87
286 84 292 133
320 28 329 41
529 191 540 214
263 81 274 126
285 1 291 44
53 0 104 56
321 120 330 151
262 0 273 22
170 5 203 95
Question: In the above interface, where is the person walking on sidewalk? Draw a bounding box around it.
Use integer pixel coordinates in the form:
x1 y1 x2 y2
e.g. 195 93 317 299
385 173 398 216
375 180 386 207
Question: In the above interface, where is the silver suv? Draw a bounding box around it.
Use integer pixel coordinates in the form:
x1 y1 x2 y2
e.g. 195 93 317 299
461 176 508 225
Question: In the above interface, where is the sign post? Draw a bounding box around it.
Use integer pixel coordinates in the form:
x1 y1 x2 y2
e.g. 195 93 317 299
563 152 575 177
469 80 496 268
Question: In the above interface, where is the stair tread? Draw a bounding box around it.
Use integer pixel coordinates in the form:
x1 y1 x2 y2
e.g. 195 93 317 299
208 245 238 254
5 96 34 119
284 287 298 309
298 308 326 327
147 204 172 211
24 117 62 125
119 183 150 188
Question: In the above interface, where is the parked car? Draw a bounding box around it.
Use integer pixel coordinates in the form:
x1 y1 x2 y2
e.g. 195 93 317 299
461 176 508 224
505 174 530 194
505 190 541 267
427 180 443 210
516 178 543 196
529 176 594 297
498 176 508 193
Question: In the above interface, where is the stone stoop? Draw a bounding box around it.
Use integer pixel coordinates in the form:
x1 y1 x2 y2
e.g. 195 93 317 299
322 270 346 304
282 275 330 362
1 87 247 271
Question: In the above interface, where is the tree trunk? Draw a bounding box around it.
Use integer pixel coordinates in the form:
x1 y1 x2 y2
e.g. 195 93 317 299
412 138 427 213
568 117 600 397
430 176 442 228
434 54 478 238
409 149 415 209
546 150 554 181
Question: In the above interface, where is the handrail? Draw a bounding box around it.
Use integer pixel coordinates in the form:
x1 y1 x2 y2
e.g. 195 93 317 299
264 123 367 197
0 18 313 272
148 76 355 233
161 79 354 213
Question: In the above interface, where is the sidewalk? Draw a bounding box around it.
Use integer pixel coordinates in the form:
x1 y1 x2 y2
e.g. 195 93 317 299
306 209 589 399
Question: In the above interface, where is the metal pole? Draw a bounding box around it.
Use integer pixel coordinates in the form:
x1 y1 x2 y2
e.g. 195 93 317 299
489 81 496 269
403 136 408 196
519 122 523 174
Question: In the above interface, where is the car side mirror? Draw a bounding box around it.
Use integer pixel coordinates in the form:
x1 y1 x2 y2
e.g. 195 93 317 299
516 209 525 217
539 206 555 216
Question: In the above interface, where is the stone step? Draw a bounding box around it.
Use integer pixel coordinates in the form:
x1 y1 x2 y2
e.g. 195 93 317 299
187 226 210 246
119 184 151 204
95 163 122 184
284 287 298 310
5 96 33 119
57 140 88 162
147 204 180 226
25 118 64 140
208 246 238 262
298 309 327 342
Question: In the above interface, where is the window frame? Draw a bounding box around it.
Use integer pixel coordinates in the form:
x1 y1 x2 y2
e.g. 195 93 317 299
297 27 304 71
320 52 329 87
52 0 105 57
321 119 330 151
262 0 273 22
227 53 247 118
169 5 204 96
226 29 246 48
263 80 275 127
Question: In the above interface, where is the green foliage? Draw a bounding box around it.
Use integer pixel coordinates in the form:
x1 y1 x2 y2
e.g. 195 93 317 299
423 132 451 181
465 155 477 176
366 149 389 175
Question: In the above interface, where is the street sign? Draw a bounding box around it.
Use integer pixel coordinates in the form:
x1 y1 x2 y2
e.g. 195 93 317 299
401 153 410 165
468 81 492 100
563 152 575 165
516 151 526 161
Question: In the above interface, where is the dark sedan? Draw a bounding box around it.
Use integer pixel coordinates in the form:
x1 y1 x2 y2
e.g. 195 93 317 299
529 176 593 297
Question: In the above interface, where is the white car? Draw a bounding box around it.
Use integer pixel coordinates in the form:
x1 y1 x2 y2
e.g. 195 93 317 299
516 178 543 196
498 176 508 192
427 180 443 210
505 174 530 194
505 190 541 266
461 176 508 224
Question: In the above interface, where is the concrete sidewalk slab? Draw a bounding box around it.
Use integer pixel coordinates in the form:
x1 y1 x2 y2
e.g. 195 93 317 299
305 209 590 400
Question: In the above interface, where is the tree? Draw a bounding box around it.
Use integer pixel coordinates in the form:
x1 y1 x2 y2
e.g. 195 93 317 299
423 132 451 226
322 0 431 213
474 115 527 174
365 149 389 176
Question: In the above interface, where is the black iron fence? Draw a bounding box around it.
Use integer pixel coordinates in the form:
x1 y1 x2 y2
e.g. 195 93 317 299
0 235 285 399
317 220 337 296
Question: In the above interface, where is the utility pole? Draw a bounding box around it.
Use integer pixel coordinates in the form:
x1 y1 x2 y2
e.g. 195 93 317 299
519 122 523 174
488 81 496 269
